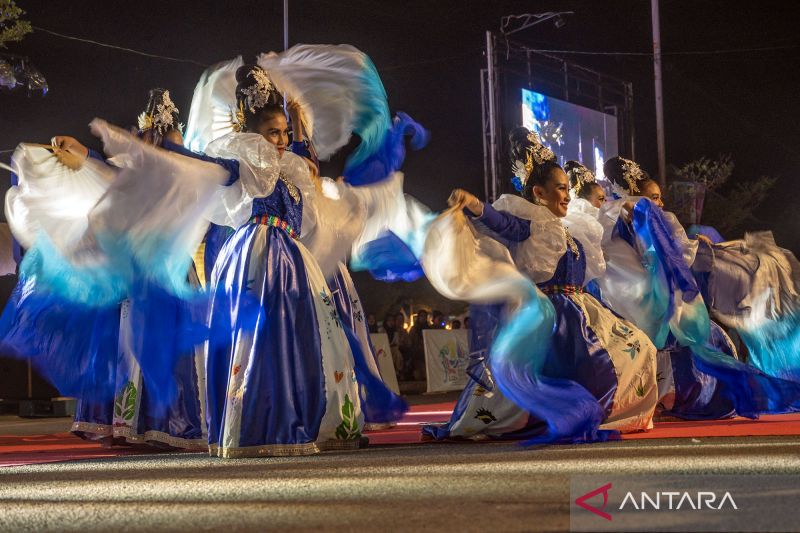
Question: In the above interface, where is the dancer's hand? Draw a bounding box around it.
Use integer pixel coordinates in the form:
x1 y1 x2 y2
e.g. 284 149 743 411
288 101 305 142
622 200 635 223
448 189 483 216
164 129 184 146
51 136 89 160
696 234 714 247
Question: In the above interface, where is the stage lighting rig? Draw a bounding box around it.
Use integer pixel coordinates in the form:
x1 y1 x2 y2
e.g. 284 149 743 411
499 11 573 37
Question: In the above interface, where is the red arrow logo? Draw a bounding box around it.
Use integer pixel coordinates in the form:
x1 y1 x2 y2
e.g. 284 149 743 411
575 482 613 521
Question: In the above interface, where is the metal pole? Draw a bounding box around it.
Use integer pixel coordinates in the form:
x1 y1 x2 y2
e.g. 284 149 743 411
651 0 666 186
486 31 498 202
627 82 636 160
480 69 490 201
283 0 289 50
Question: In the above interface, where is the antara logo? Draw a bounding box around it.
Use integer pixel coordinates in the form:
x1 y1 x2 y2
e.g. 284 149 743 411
575 483 738 521
575 483 614 521
619 491 738 511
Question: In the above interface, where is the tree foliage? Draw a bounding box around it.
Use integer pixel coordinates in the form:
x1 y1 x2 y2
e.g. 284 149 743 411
668 154 777 237
0 0 31 49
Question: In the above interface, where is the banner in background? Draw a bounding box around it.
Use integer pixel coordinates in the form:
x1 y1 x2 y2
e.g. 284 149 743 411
369 333 400 395
423 329 470 393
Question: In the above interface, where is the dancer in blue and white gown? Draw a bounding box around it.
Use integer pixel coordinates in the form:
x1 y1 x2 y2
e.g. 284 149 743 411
179 64 365 457
3 89 208 449
178 47 410 457
589 156 800 418
418 129 659 443
689 220 800 384
566 159 736 420
0 116 229 441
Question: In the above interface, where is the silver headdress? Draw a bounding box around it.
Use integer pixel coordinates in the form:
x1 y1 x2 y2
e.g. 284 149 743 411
619 157 645 194
567 162 596 196
231 67 276 131
240 67 275 114
511 131 556 190
138 89 182 135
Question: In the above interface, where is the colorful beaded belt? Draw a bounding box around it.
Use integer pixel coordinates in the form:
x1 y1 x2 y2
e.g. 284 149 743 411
249 215 297 239
538 284 584 295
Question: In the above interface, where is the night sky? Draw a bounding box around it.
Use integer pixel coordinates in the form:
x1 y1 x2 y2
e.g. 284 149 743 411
2 0 799 316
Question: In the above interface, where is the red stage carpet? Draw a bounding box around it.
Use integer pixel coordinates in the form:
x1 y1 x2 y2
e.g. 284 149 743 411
3 401 800 467
0 433 198 467
365 402 800 445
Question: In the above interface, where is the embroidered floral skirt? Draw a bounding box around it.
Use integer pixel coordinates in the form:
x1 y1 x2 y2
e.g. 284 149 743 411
72 272 208 450
423 293 658 440
206 224 364 458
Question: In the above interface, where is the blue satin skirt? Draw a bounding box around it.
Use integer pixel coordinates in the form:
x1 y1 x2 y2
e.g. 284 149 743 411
657 322 737 420
71 288 207 449
423 294 658 442
206 224 366 458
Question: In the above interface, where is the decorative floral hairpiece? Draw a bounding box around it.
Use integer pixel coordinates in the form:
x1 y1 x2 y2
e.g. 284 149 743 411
240 67 275 114
568 163 596 195
619 157 644 194
511 131 556 192
231 100 246 132
137 90 182 135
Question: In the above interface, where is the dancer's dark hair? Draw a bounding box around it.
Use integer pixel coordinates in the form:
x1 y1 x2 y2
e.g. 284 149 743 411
508 127 562 202
234 64 284 133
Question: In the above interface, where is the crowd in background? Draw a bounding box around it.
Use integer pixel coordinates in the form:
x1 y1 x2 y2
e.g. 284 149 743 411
365 310 470 381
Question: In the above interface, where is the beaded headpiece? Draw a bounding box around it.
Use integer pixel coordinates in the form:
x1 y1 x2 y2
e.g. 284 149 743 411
566 162 596 196
511 131 556 192
231 66 277 131
619 157 645 194
137 89 182 135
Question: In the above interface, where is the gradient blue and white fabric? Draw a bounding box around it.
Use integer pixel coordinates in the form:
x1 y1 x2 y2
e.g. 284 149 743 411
257 44 389 164
1 121 227 409
603 198 800 417
412 200 658 444
185 44 406 186
349 178 436 282
693 231 800 383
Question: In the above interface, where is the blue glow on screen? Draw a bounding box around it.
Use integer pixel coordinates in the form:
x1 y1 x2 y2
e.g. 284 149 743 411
521 88 618 181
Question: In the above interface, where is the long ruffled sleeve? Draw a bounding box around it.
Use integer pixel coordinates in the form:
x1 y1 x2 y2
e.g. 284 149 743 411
420 209 612 443
162 140 240 186
662 210 699 267
491 195 567 284
471 203 531 242
1 120 229 410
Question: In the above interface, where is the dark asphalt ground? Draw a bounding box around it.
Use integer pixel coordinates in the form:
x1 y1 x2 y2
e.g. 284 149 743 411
2 408 800 532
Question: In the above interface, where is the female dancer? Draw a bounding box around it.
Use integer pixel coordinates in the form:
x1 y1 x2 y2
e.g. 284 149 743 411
182 49 420 455
421 128 659 443
60 89 208 448
159 64 366 457
564 160 606 209
596 156 800 417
